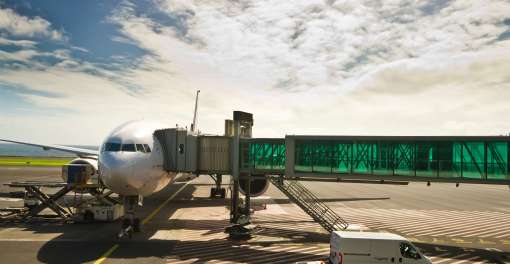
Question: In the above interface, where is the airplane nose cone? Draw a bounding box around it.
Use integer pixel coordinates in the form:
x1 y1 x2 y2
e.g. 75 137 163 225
100 152 126 170
99 153 140 195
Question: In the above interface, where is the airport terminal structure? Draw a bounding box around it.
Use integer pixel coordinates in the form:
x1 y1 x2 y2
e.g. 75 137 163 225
245 136 510 184
1 111 510 263
150 111 510 235
157 111 510 185
2 111 510 236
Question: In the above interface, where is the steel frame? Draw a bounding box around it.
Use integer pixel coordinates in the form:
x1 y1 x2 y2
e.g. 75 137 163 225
245 136 510 184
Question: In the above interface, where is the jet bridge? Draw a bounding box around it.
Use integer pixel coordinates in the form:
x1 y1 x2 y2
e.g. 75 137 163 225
153 129 232 175
154 112 510 236
241 136 510 185
154 131 510 185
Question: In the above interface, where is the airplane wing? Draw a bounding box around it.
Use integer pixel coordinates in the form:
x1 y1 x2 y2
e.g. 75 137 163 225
0 139 99 157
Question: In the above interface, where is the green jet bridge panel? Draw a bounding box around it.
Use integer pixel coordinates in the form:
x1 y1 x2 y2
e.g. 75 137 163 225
240 136 510 185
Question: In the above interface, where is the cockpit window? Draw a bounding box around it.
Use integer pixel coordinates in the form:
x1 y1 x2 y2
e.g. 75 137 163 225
144 144 151 153
103 142 149 153
104 143 121 152
121 144 136 152
136 144 145 153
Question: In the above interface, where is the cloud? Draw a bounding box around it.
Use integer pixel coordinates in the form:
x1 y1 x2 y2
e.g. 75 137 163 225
105 0 510 136
0 37 36 47
70 46 89 53
107 0 510 93
1 0 510 144
0 49 40 62
0 7 63 40
0 48 76 69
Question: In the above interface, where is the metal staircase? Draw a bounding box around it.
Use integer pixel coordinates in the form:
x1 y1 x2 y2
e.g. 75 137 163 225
268 177 349 232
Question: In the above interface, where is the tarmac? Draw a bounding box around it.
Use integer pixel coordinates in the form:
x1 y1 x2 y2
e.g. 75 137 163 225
0 166 509 263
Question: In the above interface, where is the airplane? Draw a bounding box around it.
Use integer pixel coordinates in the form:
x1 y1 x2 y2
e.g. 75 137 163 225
0 90 237 237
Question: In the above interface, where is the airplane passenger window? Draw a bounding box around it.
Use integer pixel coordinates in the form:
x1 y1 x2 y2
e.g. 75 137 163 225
136 144 145 153
104 143 121 152
121 144 136 152
144 144 151 153
400 242 420 259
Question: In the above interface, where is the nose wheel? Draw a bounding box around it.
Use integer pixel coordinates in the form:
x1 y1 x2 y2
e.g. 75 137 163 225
118 196 142 239
209 174 226 198
210 187 226 198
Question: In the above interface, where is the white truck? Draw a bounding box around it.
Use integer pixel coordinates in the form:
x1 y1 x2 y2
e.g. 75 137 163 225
329 231 431 264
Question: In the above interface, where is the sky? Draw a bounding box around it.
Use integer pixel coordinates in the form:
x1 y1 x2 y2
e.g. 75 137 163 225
0 0 509 145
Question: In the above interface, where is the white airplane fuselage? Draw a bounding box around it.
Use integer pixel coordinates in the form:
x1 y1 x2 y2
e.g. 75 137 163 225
98 120 175 197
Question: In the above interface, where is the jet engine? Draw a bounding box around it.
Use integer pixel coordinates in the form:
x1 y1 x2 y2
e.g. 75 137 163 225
61 158 98 184
239 175 269 197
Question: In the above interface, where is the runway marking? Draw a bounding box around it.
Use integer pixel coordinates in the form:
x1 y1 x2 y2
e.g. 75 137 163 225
142 182 189 225
165 242 329 264
0 238 82 242
451 238 472 244
93 244 118 264
328 207 510 239
479 239 496 245
0 197 22 202
93 183 188 264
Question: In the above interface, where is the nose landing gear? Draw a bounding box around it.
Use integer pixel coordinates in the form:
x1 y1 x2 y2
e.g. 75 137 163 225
118 195 142 238
210 174 226 198
210 187 226 198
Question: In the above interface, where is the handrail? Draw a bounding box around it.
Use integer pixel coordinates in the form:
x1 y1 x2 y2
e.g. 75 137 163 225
268 176 348 232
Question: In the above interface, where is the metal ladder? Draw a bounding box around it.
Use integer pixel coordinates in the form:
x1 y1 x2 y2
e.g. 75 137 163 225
268 177 349 232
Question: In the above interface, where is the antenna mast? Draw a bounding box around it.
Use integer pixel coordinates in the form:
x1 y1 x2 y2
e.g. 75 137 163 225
191 90 200 132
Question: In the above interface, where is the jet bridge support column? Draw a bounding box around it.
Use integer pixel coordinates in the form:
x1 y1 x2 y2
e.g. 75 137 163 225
230 119 241 224
226 111 254 239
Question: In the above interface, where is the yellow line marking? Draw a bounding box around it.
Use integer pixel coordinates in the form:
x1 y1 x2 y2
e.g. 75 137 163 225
94 244 119 264
409 237 426 243
452 238 472 244
432 238 446 244
479 239 496 245
93 182 188 264
502 240 510 244
142 182 189 225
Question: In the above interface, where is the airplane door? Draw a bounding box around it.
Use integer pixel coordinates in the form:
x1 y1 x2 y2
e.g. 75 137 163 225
176 130 186 171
